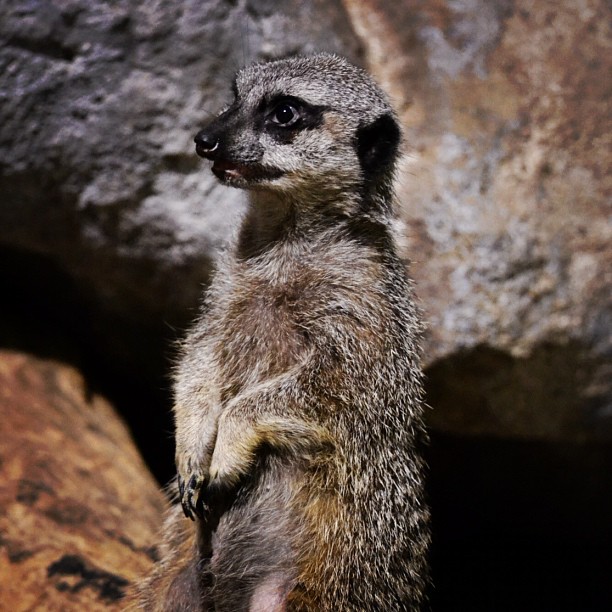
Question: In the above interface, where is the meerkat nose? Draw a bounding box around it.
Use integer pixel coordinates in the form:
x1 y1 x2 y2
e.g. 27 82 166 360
194 130 219 159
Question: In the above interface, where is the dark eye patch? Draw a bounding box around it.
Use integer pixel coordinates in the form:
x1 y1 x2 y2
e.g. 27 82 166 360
259 95 328 143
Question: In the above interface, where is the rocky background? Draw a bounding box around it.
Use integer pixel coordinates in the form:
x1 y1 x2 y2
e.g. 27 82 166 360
1 0 610 609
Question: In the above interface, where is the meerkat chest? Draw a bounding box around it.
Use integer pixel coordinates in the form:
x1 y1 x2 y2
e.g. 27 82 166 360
211 273 310 397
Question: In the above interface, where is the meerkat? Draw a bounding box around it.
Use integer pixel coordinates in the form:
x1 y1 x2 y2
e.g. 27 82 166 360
135 53 430 611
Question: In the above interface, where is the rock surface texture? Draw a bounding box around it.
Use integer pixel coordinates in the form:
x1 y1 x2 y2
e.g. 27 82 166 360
345 0 611 440
0 0 362 378
0 350 165 610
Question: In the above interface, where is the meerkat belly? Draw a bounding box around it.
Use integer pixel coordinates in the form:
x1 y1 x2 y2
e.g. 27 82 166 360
208 455 304 611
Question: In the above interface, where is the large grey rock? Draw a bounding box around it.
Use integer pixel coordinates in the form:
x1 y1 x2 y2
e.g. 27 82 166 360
1 0 610 444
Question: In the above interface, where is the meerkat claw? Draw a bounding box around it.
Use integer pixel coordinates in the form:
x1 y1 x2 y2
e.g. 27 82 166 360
178 473 206 520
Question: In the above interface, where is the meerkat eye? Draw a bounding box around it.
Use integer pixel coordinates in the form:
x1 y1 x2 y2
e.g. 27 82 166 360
271 102 300 126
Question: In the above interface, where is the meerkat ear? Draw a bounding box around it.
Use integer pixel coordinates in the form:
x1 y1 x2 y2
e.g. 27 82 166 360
356 113 401 183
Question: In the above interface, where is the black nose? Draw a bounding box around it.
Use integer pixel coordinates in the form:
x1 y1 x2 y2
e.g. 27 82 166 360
194 130 219 158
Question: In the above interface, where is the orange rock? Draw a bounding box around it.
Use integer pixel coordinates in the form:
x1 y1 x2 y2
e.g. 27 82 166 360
0 350 166 610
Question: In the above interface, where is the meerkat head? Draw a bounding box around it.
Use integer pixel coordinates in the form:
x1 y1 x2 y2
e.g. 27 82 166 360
194 54 401 203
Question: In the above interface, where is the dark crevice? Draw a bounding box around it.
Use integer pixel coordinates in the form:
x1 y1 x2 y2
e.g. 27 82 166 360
424 343 611 440
426 432 612 611
0 245 176 485
5 36 77 62
47 554 128 602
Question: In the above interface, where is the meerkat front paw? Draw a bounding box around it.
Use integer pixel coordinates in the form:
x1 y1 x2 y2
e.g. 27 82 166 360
174 411 262 521
177 462 208 521
176 428 249 522
207 412 262 487
207 411 329 486
174 404 220 520
175 408 325 520
176 436 216 520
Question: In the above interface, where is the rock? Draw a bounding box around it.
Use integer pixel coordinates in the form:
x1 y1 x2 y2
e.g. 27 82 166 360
344 0 612 440
0 350 165 610
0 0 610 445
4 0 608 443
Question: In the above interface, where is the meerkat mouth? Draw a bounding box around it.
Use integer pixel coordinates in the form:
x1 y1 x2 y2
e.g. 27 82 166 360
212 159 284 184
212 159 245 180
